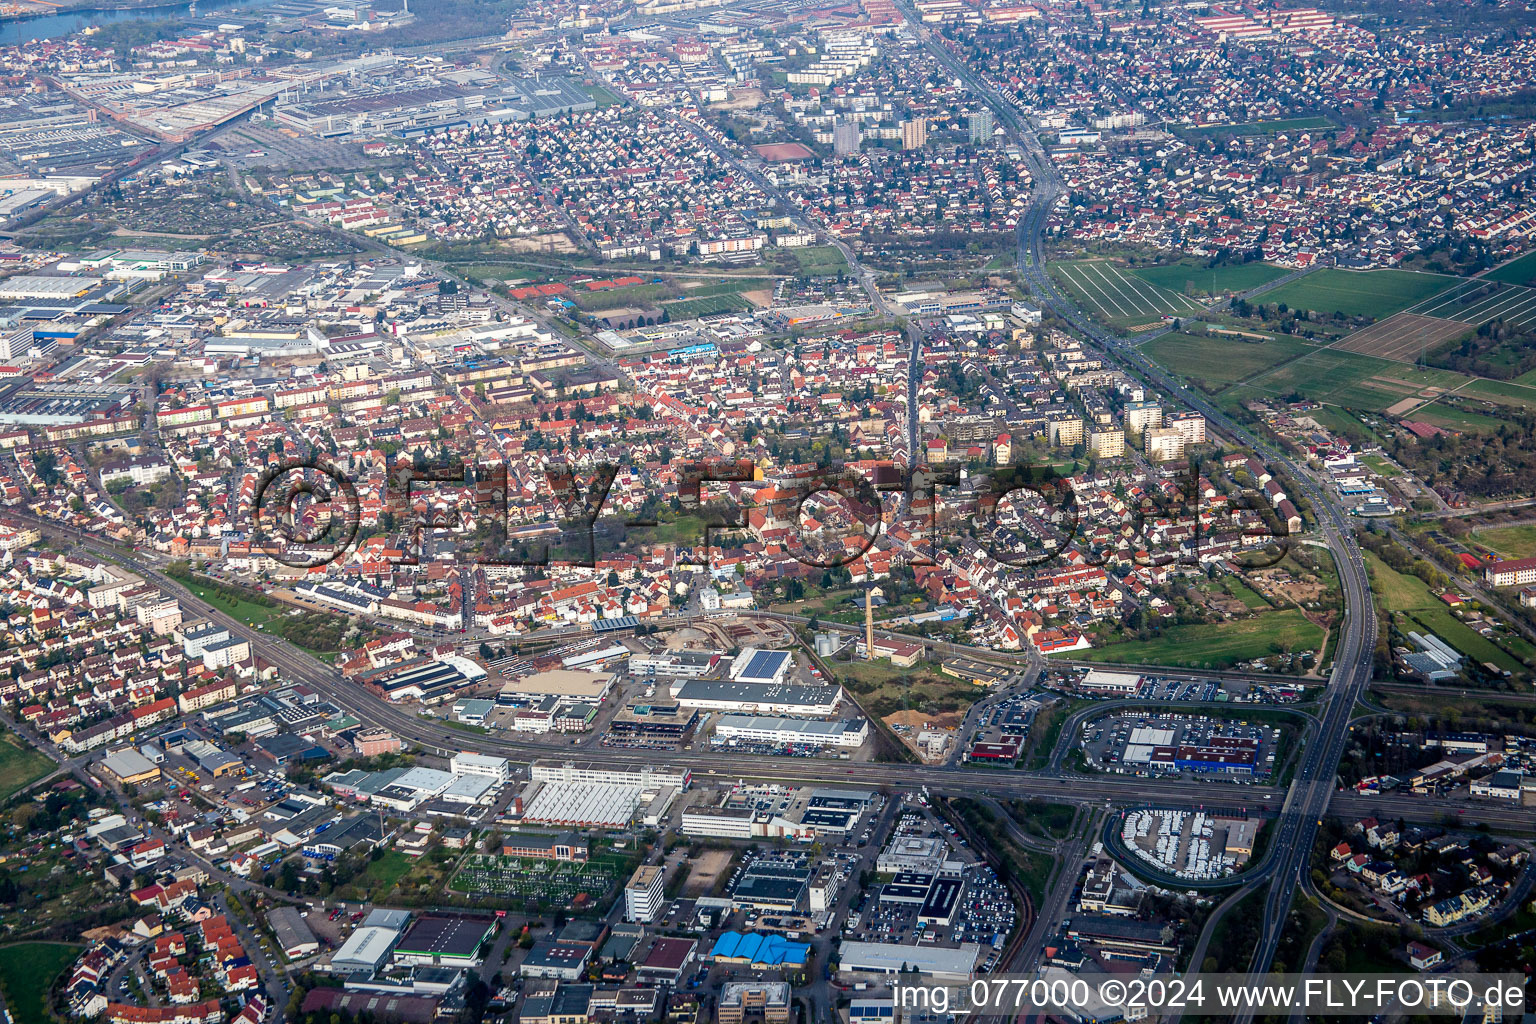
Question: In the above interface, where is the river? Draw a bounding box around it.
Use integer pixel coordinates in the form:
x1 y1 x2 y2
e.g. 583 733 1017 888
1 0 256 47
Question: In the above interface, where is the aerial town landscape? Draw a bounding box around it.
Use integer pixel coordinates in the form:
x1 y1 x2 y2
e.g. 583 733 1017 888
3 0 1536 1019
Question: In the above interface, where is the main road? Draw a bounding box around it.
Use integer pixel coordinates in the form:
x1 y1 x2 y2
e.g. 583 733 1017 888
890 7 1382 990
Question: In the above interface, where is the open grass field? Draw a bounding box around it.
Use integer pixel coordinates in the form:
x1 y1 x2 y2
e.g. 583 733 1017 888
337 849 414 901
1406 400 1512 434
781 245 847 273
571 282 671 310
0 729 53 801
1139 331 1313 387
1129 261 1290 296
835 657 982 720
1454 378 1536 413
1363 551 1527 674
1331 312 1470 362
1472 523 1536 560
1189 116 1334 135
1484 250 1536 288
1261 269 1457 319
0 942 81 1024
1070 609 1323 670
1407 278 1536 330
1051 260 1205 319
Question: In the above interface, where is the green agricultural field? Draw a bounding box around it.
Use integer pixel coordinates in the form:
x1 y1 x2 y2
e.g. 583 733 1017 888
1454 378 1536 413
1484 251 1536 288
0 730 53 801
1261 269 1457 320
1070 609 1324 670
1129 261 1290 296
1140 331 1312 387
1472 523 1536 560
1051 260 1203 319
1228 347 1471 413
0 942 81 1024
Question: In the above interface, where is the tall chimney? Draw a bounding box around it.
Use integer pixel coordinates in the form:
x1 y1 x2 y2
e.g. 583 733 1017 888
864 583 874 661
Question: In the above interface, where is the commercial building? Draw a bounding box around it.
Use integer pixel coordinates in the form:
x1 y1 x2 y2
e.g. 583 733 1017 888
328 926 399 975
517 781 646 828
449 752 510 782
836 941 981 982
1079 670 1142 695
99 748 161 786
497 669 614 705
266 907 319 960
391 913 496 968
728 648 793 686
712 714 868 748
629 650 719 677
730 857 811 910
368 656 487 704
529 760 690 790
625 865 665 923
673 679 841 716
637 937 696 985
718 982 790 1024
519 940 593 981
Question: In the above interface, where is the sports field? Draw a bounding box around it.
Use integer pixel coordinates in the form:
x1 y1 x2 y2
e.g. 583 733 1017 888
1405 278 1536 330
1128 261 1290 297
1260 269 1457 319
1332 312 1470 362
1484 251 1536 288
1472 523 1536 560
1051 260 1205 319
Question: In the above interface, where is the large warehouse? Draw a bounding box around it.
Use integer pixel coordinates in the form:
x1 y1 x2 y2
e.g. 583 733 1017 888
673 680 841 716
498 669 614 705
516 781 645 828
728 648 793 686
370 656 487 704
392 912 497 968
713 714 868 749
836 941 983 982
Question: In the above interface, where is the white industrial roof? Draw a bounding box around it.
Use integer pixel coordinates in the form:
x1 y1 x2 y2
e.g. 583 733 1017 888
521 781 641 827
838 941 981 977
332 926 398 969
